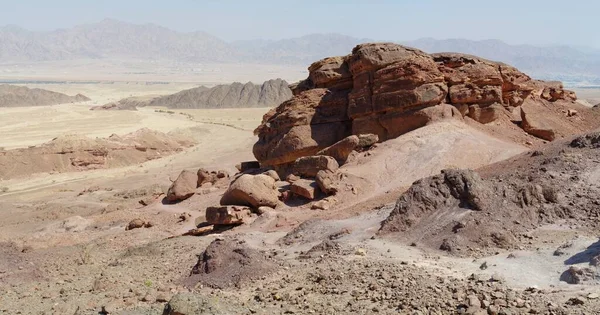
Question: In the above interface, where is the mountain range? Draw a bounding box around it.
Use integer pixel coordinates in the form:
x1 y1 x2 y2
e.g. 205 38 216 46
1 19 599 83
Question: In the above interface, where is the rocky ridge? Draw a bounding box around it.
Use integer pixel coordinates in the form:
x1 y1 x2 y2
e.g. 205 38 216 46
147 79 292 109
0 84 90 107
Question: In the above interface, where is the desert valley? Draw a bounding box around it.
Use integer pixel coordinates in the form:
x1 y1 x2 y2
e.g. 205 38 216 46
2 13 600 315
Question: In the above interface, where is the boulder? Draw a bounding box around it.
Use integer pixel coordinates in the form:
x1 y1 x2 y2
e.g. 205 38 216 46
316 135 359 164
316 170 339 195
205 206 255 225
166 170 198 202
220 174 279 208
290 179 319 200
292 155 339 178
521 106 556 141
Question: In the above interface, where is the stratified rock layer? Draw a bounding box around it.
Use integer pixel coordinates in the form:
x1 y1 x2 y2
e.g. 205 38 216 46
253 43 578 167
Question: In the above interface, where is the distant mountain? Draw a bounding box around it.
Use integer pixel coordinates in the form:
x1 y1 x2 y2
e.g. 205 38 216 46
146 79 292 109
1 19 599 82
0 84 90 107
0 19 236 62
232 34 371 64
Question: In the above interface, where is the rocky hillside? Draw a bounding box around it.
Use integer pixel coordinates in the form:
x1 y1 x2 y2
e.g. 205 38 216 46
146 79 292 109
0 84 90 107
380 130 600 258
253 43 600 167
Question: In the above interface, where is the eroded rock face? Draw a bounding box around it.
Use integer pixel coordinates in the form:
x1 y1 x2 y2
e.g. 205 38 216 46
254 43 575 167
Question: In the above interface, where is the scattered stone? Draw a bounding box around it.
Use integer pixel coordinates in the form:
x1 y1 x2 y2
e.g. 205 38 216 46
126 219 152 231
205 206 255 225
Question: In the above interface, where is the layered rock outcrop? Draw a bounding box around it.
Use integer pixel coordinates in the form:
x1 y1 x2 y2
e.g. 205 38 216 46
254 43 576 167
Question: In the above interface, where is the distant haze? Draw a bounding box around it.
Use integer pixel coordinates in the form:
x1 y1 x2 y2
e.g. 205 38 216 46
1 18 599 85
2 0 600 49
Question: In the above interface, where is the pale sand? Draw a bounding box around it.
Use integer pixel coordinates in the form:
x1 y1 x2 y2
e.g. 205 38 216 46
0 104 268 149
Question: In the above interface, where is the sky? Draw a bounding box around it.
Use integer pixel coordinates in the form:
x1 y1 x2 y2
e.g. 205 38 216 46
1 0 599 48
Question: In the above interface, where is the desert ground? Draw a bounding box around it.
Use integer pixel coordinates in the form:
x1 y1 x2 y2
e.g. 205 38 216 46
2 58 600 315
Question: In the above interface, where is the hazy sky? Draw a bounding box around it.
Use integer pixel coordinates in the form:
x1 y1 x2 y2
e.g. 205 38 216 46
2 0 599 48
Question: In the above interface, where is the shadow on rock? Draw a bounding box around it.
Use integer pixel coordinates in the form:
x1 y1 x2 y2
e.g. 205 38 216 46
564 240 600 265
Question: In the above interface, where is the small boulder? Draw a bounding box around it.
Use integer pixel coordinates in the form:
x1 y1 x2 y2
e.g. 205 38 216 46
292 155 339 178
316 135 360 165
290 179 319 200
220 174 279 208
316 170 339 195
167 170 198 202
357 133 379 147
205 206 255 225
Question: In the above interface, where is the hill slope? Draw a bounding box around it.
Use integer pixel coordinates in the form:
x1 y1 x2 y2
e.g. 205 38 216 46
146 79 292 109
0 84 90 107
